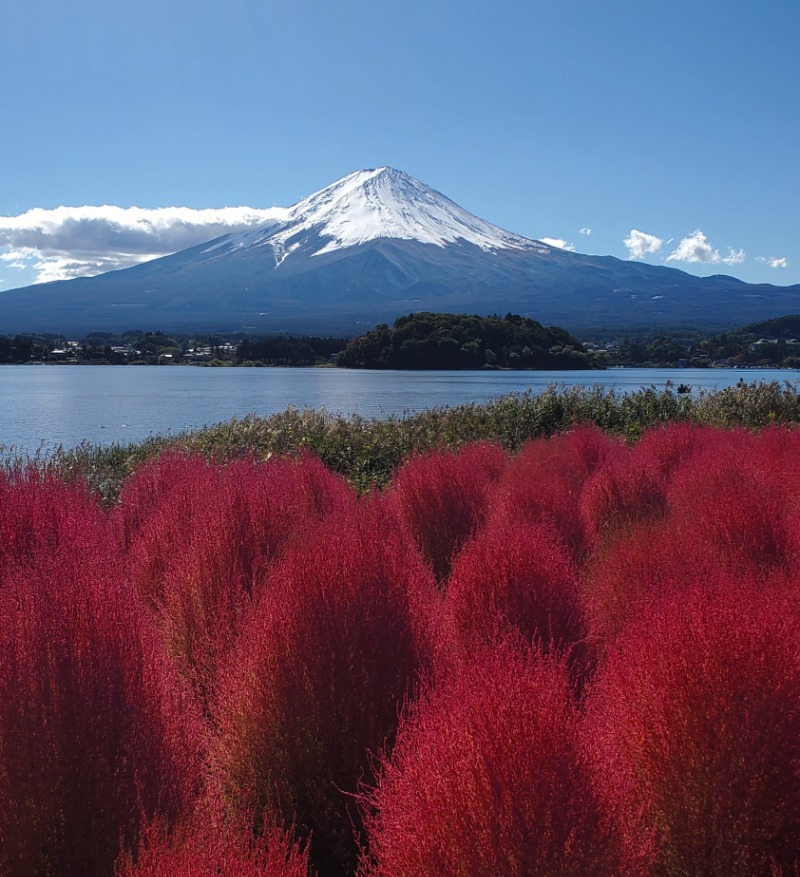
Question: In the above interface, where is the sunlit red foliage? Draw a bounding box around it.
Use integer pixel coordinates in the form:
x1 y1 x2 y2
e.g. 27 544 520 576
438 517 585 663
0 505 201 876
0 467 107 578
362 642 639 877
585 582 800 877
211 498 435 877
3 424 800 876
118 797 311 877
582 424 799 647
118 453 355 704
579 450 667 545
581 516 725 646
488 425 617 562
385 441 506 581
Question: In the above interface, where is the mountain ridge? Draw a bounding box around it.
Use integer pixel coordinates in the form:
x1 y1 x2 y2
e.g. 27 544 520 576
1 167 799 334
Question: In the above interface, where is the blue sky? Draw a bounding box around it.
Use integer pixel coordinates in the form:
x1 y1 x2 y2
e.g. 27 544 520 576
1 0 798 295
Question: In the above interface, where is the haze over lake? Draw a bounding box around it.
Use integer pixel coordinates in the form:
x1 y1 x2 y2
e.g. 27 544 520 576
2 365 797 455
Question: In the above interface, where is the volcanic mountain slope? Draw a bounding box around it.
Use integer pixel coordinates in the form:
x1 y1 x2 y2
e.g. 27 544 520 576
1 167 799 334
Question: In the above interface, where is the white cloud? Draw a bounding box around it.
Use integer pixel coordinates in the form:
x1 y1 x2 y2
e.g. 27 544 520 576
667 230 745 266
624 228 664 260
541 237 576 251
0 204 286 283
579 227 592 235
756 256 788 269
0 252 30 271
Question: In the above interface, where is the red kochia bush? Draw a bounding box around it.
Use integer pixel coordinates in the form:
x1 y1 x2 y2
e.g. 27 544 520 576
488 425 617 563
438 518 585 664
118 799 311 877
579 449 667 545
0 467 106 578
118 453 355 705
119 452 354 603
666 441 795 578
212 498 435 877
581 517 726 647
362 642 634 877
385 442 506 581
0 512 201 876
626 421 711 481
585 583 800 876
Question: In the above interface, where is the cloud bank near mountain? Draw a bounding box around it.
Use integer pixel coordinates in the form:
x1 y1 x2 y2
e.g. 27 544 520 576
0 205 284 282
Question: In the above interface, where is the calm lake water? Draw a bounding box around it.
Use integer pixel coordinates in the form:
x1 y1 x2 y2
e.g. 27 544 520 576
1 365 798 454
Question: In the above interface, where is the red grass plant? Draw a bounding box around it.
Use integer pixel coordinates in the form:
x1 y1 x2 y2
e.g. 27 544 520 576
747 425 800 512
626 421 710 482
437 517 586 667
211 497 435 877
118 453 355 705
361 641 638 877
118 796 312 877
0 499 201 876
384 441 506 582
578 449 667 546
585 582 800 877
0 467 106 579
580 516 726 647
487 425 618 564
583 425 800 647
665 439 796 579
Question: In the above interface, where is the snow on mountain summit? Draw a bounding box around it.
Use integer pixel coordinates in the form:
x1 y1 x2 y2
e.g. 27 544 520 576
205 167 547 264
284 167 540 254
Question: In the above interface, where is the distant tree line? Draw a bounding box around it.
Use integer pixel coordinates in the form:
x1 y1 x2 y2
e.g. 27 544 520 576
236 336 347 366
5 312 800 369
0 335 53 363
606 315 800 368
336 312 594 370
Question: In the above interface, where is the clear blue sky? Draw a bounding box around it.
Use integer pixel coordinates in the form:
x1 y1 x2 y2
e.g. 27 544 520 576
2 0 798 295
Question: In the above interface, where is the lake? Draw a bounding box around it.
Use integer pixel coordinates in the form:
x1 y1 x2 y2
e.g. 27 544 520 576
1 365 798 454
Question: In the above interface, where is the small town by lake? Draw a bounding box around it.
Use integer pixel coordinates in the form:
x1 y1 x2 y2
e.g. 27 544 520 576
1 364 798 455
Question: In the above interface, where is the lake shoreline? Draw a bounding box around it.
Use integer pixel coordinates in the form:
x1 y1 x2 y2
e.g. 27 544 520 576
2 364 799 455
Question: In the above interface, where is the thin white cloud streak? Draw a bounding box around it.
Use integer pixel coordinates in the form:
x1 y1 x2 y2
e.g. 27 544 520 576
541 237 576 251
624 229 663 260
756 256 788 269
0 204 286 282
667 230 745 266
579 227 592 235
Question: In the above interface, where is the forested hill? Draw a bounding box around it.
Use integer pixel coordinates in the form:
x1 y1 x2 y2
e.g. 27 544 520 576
337 312 593 370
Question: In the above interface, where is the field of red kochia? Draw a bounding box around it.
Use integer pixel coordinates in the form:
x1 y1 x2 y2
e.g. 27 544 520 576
1 423 799 876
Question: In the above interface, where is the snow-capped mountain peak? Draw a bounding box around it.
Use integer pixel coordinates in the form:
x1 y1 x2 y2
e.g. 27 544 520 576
2 166 798 336
204 167 548 264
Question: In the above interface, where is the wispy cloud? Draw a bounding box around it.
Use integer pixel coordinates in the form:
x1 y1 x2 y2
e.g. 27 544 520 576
624 229 664 260
579 227 592 235
0 205 285 282
666 230 745 266
541 237 576 252
756 256 788 269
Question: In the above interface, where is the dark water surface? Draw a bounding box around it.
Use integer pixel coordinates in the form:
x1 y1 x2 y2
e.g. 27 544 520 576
1 365 797 454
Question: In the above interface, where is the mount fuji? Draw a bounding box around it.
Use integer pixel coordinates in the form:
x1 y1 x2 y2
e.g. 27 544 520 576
2 167 800 334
